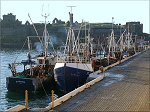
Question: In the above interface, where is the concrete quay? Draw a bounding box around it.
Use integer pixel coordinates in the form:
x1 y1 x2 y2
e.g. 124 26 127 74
54 49 150 111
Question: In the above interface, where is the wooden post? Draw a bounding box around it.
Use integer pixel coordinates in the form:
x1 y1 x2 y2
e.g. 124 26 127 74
25 90 29 110
51 90 54 111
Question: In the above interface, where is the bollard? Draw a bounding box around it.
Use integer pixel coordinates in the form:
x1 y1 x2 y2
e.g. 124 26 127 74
100 66 104 73
119 60 121 64
51 90 54 111
25 90 29 110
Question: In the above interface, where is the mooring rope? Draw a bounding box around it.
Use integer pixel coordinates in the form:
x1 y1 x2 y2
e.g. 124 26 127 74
13 38 28 63
39 77 51 101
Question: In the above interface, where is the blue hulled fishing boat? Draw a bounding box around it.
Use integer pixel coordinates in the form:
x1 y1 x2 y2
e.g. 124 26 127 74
54 11 93 93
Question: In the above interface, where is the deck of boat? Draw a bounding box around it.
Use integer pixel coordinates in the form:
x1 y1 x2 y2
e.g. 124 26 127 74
54 49 150 111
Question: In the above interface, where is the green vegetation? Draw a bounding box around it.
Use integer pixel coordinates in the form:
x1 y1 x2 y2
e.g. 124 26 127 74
142 33 150 41
90 23 120 29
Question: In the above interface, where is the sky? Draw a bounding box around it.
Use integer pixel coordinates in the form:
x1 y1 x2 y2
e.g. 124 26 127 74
1 0 149 33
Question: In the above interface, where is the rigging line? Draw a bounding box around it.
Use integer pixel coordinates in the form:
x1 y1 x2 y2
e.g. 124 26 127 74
28 13 43 47
82 62 95 80
83 62 94 72
75 22 84 54
47 31 56 54
117 29 126 45
16 100 26 105
14 38 28 63
28 13 39 36
64 63 67 93
76 62 80 87
39 77 51 101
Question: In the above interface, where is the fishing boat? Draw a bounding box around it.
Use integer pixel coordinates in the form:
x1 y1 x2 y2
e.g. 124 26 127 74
91 41 108 71
116 26 136 58
6 13 57 93
54 12 93 93
92 29 118 70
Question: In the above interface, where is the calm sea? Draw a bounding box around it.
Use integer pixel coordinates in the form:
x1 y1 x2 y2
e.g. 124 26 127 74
0 49 59 111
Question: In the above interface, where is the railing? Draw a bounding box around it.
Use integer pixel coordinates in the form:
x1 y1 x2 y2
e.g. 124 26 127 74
57 55 90 63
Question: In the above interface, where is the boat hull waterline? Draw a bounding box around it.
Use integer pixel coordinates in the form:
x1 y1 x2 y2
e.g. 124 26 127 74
6 76 55 93
54 63 93 93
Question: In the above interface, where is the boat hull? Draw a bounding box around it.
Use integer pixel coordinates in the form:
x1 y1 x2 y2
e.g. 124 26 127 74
54 63 93 93
6 76 55 93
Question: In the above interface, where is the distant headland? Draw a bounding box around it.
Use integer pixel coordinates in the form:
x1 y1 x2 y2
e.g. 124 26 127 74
0 13 149 49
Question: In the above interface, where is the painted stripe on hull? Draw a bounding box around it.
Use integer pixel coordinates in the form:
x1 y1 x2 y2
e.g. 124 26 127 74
54 63 93 71
6 77 36 92
6 76 55 92
54 63 93 92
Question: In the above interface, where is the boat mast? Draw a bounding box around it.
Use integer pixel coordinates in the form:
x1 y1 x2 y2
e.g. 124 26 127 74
27 37 31 56
65 6 76 56
127 24 130 50
108 17 115 65
42 13 49 57
27 37 32 76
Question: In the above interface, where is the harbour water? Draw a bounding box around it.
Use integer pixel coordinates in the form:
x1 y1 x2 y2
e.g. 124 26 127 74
0 49 58 111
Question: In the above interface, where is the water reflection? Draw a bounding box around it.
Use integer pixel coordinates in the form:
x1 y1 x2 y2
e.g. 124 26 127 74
0 50 61 110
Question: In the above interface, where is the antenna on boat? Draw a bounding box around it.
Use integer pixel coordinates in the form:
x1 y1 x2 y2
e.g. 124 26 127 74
41 4 44 17
41 4 50 17
67 6 76 27
67 6 76 13
48 4 50 16
112 17 114 31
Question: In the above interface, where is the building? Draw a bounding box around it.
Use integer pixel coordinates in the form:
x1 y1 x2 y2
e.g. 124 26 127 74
1 13 22 28
1 13 24 37
3 13 16 22
125 22 143 35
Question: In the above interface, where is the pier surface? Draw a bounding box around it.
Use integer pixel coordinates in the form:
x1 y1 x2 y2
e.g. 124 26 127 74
55 50 150 111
